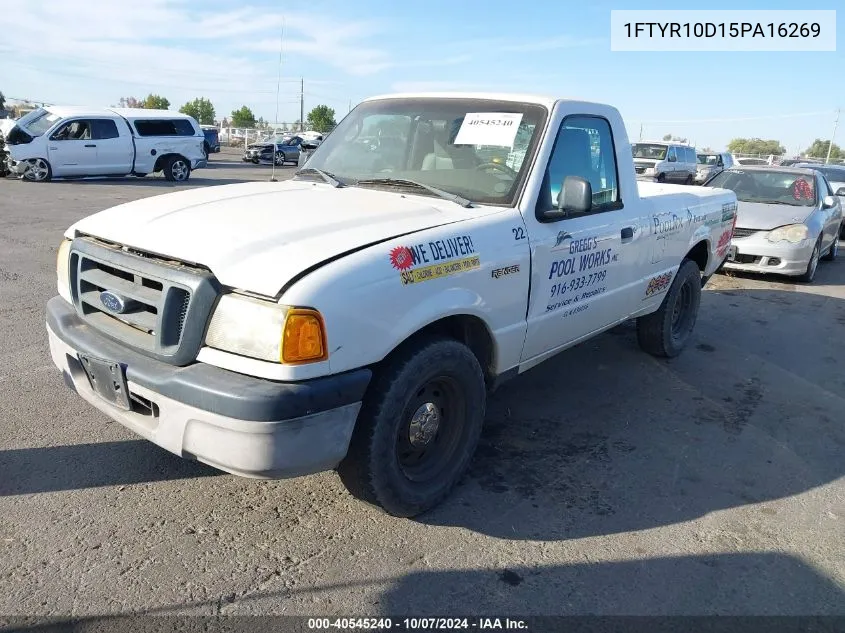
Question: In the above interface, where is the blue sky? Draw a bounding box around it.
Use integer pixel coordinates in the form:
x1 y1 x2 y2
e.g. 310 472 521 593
2 0 842 153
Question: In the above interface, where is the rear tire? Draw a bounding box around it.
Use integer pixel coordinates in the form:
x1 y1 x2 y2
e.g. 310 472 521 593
684 174 694 185
637 259 702 358
338 337 486 517
163 156 191 182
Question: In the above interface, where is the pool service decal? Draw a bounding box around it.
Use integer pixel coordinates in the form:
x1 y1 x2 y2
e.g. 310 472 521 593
390 235 480 285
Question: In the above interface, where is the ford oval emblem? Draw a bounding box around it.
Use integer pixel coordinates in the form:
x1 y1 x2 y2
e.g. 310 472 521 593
99 290 127 314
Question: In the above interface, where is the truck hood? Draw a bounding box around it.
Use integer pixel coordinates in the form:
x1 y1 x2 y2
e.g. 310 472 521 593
69 180 489 296
735 201 814 231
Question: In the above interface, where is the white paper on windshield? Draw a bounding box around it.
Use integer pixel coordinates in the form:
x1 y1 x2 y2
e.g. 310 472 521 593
453 112 523 147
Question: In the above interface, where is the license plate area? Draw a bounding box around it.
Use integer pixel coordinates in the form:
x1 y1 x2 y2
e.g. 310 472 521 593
727 246 738 262
78 354 131 410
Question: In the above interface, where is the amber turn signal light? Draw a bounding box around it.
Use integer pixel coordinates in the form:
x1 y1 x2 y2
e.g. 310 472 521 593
281 309 328 364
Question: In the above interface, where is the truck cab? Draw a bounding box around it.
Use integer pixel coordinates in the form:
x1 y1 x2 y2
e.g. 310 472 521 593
46 93 736 517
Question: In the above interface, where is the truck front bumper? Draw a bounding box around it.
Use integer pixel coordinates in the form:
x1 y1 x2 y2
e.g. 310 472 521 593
46 296 370 479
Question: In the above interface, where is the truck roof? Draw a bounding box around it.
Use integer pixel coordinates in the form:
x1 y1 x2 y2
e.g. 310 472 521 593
362 92 561 109
43 105 195 120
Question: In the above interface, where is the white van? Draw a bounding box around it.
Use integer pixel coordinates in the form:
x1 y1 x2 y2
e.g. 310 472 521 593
631 141 697 184
5 106 207 182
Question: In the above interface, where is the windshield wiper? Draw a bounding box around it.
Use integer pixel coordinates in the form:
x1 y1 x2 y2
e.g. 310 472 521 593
353 178 473 208
294 167 344 188
747 199 797 206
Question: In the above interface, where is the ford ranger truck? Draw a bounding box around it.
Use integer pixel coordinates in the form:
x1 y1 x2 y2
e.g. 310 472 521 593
47 93 737 517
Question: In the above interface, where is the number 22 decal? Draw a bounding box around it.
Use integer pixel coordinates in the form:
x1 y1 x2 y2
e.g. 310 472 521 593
512 227 526 241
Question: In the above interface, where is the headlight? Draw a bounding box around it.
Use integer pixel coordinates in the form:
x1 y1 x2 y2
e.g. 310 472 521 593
57 239 72 303
644 167 655 175
205 294 327 364
767 224 810 244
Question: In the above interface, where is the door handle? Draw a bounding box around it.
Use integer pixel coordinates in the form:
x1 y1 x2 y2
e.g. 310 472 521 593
84 144 97 148
621 227 634 240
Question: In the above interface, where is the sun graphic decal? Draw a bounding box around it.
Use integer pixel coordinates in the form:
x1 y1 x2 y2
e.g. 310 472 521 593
389 246 414 270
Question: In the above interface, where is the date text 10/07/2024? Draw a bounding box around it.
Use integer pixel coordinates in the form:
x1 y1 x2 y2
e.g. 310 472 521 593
307 618 529 630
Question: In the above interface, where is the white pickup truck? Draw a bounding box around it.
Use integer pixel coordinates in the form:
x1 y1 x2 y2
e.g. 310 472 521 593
5 106 207 182
47 93 737 516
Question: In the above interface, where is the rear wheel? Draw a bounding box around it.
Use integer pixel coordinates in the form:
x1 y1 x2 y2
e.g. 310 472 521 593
797 238 821 283
684 174 694 185
637 259 702 358
338 338 486 517
274 151 286 165
163 156 191 182
22 158 52 182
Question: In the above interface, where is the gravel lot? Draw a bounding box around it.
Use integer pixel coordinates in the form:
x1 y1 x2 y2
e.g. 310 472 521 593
1 155 843 617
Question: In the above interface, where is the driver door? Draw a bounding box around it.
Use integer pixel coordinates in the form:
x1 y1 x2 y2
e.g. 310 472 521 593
47 119 101 176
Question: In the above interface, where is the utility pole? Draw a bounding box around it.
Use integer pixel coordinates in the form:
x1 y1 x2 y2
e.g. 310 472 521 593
825 108 839 164
300 77 304 132
639 123 643 141
348 99 352 114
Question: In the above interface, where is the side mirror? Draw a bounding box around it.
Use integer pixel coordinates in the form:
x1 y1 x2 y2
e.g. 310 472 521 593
836 187 845 197
822 195 837 209
544 176 592 220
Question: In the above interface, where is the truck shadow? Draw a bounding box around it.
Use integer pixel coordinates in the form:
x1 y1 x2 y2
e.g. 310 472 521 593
10 553 845 624
418 282 845 540
378 553 845 616
0 440 219 497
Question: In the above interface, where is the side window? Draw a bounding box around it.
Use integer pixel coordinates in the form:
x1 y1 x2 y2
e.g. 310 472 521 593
686 147 696 164
172 119 196 136
135 120 174 136
542 115 620 213
51 120 92 141
667 146 677 162
91 119 119 140
821 175 834 197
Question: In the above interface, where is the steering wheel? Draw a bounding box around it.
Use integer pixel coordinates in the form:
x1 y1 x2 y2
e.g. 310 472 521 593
475 162 518 178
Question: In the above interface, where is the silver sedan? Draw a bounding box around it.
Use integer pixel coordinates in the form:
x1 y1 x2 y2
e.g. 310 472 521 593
703 166 843 283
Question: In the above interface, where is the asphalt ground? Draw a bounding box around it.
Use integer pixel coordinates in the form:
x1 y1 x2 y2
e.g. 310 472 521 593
0 154 843 618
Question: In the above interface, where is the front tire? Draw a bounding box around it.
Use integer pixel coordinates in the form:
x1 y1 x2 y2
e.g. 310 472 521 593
22 158 52 182
637 259 702 358
684 174 694 185
274 151 286 166
823 232 839 262
163 156 191 182
798 238 821 283
656 173 666 183
338 338 486 517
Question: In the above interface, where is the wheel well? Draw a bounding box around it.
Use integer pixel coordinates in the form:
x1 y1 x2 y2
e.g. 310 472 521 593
685 240 709 272
153 153 186 173
387 315 496 386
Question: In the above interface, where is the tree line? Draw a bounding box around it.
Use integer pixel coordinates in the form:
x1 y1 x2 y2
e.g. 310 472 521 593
114 94 337 132
658 131 842 160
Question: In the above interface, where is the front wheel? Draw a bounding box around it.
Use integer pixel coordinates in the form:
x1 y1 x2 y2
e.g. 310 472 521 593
656 173 666 183
823 232 839 262
163 156 191 182
22 158 52 182
637 259 702 358
274 151 286 166
338 338 486 517
798 239 821 283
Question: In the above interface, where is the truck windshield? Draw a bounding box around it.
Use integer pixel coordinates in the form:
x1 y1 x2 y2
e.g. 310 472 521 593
697 154 719 165
296 97 548 206
632 143 667 160
705 169 818 207
16 108 63 137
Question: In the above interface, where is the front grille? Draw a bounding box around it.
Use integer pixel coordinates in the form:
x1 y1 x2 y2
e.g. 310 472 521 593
635 166 646 174
732 227 758 238
69 237 219 366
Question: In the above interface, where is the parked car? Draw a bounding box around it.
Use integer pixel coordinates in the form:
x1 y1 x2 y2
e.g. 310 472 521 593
46 93 735 516
703 166 842 282
201 126 220 154
695 152 734 184
631 141 697 184
5 106 206 182
792 163 845 238
734 157 769 166
243 135 302 165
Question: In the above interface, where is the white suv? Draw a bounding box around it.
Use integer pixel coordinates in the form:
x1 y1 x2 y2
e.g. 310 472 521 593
632 141 697 184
